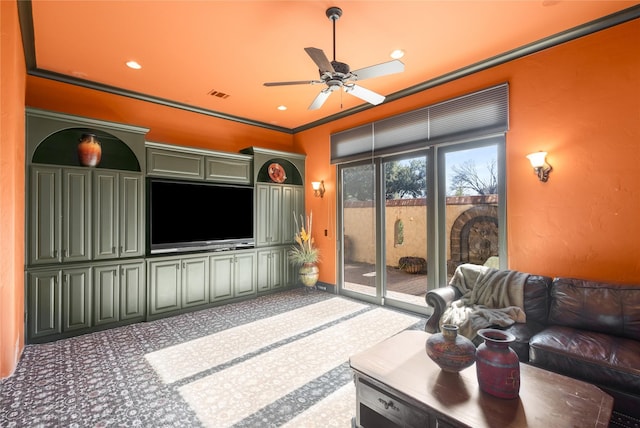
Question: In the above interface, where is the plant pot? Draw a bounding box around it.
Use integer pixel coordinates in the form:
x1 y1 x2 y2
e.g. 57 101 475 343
77 133 102 167
475 328 520 399
299 262 319 287
425 324 476 373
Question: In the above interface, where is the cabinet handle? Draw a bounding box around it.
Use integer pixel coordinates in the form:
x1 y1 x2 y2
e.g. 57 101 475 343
120 246 123 254
112 246 116 253
53 250 58 258
378 398 400 412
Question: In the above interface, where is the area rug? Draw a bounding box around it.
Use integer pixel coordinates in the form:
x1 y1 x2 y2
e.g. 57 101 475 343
177 306 419 427
0 290 422 427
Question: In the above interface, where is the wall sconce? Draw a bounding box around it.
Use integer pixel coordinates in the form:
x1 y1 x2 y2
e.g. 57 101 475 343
526 151 553 182
312 181 325 198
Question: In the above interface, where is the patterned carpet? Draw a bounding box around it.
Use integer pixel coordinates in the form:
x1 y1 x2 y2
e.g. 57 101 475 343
0 289 425 427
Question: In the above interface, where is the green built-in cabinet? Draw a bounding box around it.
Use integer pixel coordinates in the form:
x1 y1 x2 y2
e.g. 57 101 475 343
25 109 307 343
25 108 148 343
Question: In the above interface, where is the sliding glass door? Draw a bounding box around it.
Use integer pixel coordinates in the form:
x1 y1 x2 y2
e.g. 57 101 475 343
340 161 378 302
383 154 428 307
337 136 504 314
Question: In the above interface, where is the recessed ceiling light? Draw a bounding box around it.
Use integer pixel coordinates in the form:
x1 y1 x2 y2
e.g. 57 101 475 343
390 49 405 60
126 60 142 70
277 105 287 111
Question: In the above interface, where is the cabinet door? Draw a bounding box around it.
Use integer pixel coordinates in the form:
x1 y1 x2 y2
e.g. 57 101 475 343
120 173 144 257
257 249 272 292
282 185 304 245
210 254 234 301
268 186 282 245
205 156 251 184
148 259 181 315
29 167 61 265
269 248 284 290
62 267 91 332
147 148 204 179
234 252 256 296
257 249 283 292
181 257 209 308
27 270 62 339
120 261 145 320
94 265 119 326
255 184 271 246
94 171 119 260
62 169 91 263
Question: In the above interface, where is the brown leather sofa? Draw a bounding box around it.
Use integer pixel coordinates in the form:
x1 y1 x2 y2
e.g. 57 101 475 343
425 274 640 426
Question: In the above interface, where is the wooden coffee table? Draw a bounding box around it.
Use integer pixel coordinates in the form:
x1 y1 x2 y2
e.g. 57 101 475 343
350 330 613 428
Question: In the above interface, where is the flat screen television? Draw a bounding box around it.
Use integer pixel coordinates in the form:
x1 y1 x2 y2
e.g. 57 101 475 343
148 178 254 254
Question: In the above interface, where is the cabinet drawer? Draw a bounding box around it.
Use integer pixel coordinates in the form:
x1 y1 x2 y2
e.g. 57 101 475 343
357 379 427 428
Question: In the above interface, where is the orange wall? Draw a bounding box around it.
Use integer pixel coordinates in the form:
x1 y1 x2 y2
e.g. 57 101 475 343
0 0 26 378
296 18 640 285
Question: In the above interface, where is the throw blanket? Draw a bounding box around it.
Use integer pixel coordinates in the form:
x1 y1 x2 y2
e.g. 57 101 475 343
440 264 529 340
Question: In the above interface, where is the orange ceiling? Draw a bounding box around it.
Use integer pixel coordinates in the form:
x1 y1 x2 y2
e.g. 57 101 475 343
28 1 639 130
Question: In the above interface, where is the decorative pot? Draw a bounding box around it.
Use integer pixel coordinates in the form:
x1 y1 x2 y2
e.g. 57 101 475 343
299 262 319 287
425 324 476 373
77 133 102 167
475 328 520 399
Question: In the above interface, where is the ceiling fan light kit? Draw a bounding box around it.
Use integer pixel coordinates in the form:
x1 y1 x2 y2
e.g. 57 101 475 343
264 6 405 110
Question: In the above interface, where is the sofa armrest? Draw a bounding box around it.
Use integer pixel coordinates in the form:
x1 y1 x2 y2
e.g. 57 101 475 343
425 286 461 333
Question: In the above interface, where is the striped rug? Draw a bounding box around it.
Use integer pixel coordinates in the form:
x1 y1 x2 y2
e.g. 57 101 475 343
146 297 421 427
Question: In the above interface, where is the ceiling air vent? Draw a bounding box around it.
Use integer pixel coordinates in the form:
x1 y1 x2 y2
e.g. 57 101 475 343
207 89 230 99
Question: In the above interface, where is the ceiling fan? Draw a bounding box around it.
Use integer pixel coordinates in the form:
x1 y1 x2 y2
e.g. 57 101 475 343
263 6 405 110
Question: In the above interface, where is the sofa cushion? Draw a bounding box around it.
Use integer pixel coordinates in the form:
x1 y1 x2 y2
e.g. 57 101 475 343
529 325 640 395
548 278 640 341
522 274 552 324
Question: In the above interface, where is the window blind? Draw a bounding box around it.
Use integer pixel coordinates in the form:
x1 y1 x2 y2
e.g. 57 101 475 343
330 83 509 164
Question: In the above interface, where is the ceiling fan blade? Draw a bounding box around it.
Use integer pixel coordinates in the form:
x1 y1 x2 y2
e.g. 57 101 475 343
344 84 385 105
308 89 332 110
264 80 322 87
351 59 405 81
304 47 335 73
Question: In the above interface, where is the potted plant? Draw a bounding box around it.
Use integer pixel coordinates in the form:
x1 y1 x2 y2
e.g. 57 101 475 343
289 211 320 287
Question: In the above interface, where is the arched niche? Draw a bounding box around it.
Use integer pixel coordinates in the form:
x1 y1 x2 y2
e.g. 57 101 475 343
32 127 141 171
449 205 499 267
256 158 303 185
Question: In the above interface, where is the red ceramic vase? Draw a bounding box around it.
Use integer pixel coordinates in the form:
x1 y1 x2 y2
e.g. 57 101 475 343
77 133 102 167
475 328 520 399
425 324 476 373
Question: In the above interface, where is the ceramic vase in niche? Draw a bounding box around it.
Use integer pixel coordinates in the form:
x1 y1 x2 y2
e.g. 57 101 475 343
475 328 520 399
299 262 319 287
425 324 476 373
77 133 102 167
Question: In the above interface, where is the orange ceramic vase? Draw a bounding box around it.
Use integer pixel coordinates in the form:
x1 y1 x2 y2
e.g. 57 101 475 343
77 133 102 167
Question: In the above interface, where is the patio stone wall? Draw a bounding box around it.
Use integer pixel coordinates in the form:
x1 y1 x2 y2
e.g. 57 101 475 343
343 195 498 268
